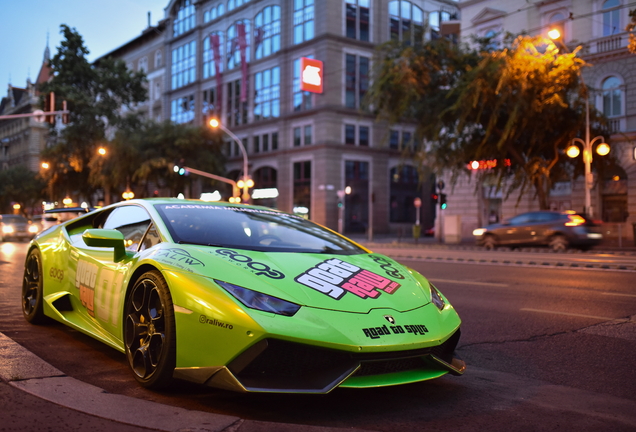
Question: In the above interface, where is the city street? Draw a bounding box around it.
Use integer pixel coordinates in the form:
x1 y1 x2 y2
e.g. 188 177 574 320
1 241 635 431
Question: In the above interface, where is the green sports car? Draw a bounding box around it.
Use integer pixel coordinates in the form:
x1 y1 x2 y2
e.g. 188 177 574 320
22 198 465 393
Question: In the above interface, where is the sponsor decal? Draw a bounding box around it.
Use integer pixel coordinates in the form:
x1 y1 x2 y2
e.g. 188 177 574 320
75 260 98 316
156 248 204 267
362 323 429 339
368 255 405 280
49 267 64 282
295 258 401 300
199 314 233 330
215 249 285 279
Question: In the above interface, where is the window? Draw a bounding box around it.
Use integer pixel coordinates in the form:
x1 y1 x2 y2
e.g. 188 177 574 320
389 1 424 44
304 125 312 145
602 76 622 117
389 165 419 223
254 66 280 120
549 12 566 40
262 134 269 151
227 20 251 70
155 50 162 68
173 0 195 37
390 129 399 149
293 125 312 146
255 6 281 59
293 57 313 111
346 0 370 41
294 127 302 146
138 57 148 72
272 131 279 150
345 54 369 109
171 41 196 90
102 206 152 252
294 0 315 44
344 124 369 146
602 0 620 36
293 161 311 218
202 88 218 123
171 95 195 124
203 32 223 79
389 129 414 150
226 79 248 126
253 135 260 153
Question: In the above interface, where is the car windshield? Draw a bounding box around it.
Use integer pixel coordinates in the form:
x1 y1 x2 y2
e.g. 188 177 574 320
154 203 366 254
1 216 27 224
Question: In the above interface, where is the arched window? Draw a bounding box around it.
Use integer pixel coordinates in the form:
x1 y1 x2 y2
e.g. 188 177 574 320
254 6 281 59
226 20 251 70
203 32 224 79
484 29 499 50
602 0 620 36
218 3 224 16
549 11 566 40
602 76 622 117
389 1 424 44
173 0 195 37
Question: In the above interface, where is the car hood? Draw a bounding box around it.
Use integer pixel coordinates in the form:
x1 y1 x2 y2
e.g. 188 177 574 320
149 245 430 313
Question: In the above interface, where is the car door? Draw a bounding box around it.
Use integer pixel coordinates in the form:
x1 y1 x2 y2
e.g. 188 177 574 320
497 213 533 245
69 205 153 345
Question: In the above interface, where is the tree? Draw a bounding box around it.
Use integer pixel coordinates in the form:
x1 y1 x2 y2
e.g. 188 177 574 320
39 25 147 205
0 167 46 215
627 9 636 54
367 35 610 209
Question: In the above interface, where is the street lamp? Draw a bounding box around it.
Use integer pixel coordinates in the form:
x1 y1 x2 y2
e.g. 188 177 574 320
549 29 609 217
209 118 252 202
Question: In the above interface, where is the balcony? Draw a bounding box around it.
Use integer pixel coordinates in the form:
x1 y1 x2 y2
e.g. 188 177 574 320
583 32 628 56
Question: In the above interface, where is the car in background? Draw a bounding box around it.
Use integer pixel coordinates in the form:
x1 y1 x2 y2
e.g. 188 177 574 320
472 210 603 252
32 207 95 235
0 214 38 242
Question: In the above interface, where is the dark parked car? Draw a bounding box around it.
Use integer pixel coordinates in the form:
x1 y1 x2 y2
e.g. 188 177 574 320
472 211 603 252
0 214 38 242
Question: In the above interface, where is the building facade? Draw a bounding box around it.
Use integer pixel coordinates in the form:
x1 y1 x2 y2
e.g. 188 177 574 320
161 0 460 234
444 0 636 242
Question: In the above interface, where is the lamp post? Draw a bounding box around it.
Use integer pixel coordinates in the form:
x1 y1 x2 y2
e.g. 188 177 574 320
209 118 252 202
549 29 609 217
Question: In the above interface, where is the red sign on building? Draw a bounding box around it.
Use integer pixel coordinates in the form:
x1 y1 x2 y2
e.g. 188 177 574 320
300 57 324 94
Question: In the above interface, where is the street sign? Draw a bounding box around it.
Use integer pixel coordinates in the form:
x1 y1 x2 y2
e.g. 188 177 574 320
414 197 422 208
33 110 45 123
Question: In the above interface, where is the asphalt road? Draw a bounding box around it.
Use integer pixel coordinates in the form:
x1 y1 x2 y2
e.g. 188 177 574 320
1 241 635 431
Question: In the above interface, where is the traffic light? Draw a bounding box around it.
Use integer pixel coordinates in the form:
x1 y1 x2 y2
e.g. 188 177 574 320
173 160 188 176
45 92 55 124
439 193 447 209
430 193 439 205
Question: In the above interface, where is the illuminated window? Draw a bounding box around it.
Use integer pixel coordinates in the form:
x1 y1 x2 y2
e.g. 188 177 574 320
227 20 251 70
171 41 196 90
389 1 424 44
255 6 281 59
173 0 195 37
602 0 620 36
346 0 370 41
171 95 195 124
254 67 281 120
293 57 313 111
294 0 315 44
203 32 223 79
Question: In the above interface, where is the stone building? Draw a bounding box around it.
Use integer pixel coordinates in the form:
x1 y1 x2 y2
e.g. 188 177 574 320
440 0 636 243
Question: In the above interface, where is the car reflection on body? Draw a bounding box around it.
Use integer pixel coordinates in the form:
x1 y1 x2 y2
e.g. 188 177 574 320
0 214 38 242
473 210 603 252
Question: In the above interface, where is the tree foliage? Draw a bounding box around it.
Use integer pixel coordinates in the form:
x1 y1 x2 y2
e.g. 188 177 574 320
367 35 611 209
627 9 636 54
39 25 147 204
0 167 46 215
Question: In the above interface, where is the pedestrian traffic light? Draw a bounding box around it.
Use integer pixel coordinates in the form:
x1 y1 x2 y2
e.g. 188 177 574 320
439 193 447 209
430 193 439 205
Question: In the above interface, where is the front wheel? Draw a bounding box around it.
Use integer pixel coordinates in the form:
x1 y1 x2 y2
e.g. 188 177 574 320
124 270 176 389
22 249 47 324
483 235 497 251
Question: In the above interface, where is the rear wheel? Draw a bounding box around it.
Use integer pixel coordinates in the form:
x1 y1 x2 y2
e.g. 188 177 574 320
22 249 47 324
549 234 568 252
483 235 497 251
124 270 176 389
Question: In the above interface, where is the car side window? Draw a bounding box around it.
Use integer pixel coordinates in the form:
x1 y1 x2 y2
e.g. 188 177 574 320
140 223 162 251
102 206 152 252
508 214 532 225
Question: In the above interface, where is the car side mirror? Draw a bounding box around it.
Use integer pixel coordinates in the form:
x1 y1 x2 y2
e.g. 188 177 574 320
82 229 127 262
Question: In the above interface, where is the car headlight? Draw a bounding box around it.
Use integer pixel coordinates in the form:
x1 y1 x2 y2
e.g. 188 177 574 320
429 283 445 311
2 226 14 234
215 280 301 317
472 228 486 236
28 225 39 233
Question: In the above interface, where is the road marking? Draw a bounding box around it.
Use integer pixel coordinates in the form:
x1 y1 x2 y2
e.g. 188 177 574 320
602 292 636 298
521 308 618 321
429 278 509 287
